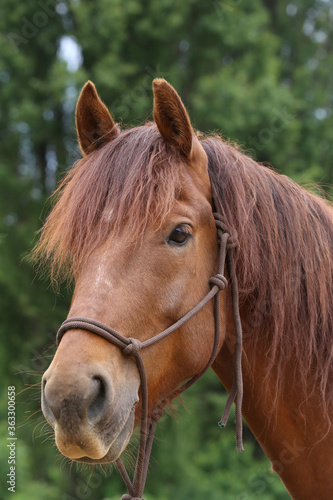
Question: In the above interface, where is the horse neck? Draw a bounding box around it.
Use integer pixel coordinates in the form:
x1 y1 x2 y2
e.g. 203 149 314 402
212 290 333 500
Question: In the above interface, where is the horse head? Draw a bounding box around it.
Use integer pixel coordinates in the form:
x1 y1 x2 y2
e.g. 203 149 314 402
41 79 225 464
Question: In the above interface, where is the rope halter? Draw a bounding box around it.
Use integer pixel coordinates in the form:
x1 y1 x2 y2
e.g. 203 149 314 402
56 213 244 500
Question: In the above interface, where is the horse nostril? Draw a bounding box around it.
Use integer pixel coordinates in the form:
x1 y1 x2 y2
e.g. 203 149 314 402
88 376 108 421
41 374 59 424
42 370 51 389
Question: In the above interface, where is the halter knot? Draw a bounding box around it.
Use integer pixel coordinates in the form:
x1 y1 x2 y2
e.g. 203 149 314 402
121 495 144 500
209 274 228 290
214 213 239 249
226 233 239 249
122 338 142 357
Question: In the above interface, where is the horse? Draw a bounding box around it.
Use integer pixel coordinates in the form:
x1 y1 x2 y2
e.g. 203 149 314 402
35 78 333 499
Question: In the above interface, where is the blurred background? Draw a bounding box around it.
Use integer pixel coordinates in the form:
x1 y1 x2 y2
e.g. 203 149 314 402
0 0 332 499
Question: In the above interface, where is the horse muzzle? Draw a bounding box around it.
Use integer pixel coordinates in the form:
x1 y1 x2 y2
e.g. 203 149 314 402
42 363 139 462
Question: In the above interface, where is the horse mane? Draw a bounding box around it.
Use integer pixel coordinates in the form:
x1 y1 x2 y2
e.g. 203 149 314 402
34 123 333 416
202 136 333 415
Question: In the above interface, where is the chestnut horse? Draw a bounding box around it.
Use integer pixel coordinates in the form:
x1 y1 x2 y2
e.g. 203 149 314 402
36 79 333 499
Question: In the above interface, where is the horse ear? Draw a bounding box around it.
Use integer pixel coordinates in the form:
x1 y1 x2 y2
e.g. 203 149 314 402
75 81 118 156
153 79 192 158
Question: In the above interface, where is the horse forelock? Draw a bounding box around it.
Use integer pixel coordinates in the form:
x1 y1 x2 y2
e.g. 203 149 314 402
33 123 185 281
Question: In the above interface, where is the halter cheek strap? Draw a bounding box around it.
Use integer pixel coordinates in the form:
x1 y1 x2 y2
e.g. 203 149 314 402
56 213 244 500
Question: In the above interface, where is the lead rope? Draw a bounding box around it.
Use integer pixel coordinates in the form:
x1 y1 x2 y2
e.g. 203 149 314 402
214 213 244 452
56 214 244 500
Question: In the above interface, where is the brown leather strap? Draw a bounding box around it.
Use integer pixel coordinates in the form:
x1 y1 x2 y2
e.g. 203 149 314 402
56 214 244 499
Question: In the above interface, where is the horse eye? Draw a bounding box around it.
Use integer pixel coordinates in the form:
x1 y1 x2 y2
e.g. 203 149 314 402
167 225 192 246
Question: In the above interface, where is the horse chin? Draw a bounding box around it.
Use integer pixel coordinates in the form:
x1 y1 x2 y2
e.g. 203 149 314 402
54 406 136 465
76 409 135 464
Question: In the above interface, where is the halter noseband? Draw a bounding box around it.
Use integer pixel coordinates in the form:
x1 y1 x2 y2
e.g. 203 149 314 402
56 213 244 500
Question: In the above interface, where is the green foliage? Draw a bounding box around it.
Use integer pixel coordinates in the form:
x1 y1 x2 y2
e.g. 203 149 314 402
0 0 332 498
